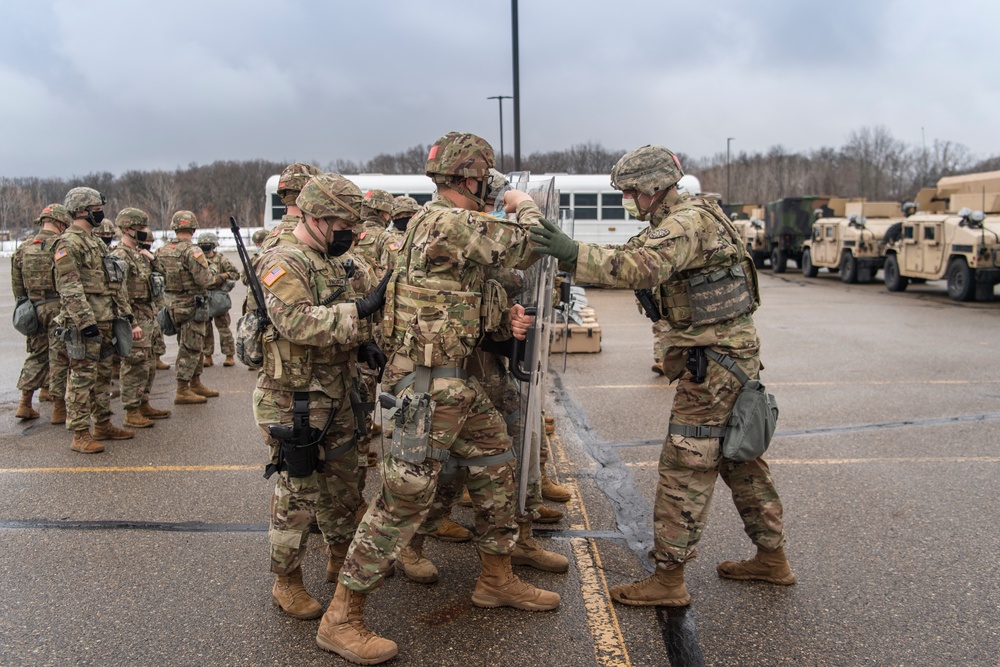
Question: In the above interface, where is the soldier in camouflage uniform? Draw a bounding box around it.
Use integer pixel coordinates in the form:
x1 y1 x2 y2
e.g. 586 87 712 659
250 173 388 622
530 145 795 607
196 232 239 367
379 195 421 272
260 163 322 254
12 204 73 421
53 187 136 453
316 132 557 666
352 189 394 277
111 208 172 428
157 211 221 404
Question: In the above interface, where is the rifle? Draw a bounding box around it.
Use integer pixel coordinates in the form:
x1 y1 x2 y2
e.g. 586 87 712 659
230 216 269 325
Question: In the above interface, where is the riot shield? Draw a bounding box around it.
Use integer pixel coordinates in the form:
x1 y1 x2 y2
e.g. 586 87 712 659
506 172 559 516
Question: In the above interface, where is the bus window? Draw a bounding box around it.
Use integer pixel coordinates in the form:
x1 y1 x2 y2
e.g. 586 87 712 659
601 193 625 220
271 194 284 223
575 193 598 219
411 193 433 205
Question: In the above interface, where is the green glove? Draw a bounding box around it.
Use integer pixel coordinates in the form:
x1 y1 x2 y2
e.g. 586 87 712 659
530 217 578 264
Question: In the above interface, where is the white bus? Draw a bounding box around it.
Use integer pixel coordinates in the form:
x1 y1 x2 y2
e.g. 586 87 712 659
263 172 701 245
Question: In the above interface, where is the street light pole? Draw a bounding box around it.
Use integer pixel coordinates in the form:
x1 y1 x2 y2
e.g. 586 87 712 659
487 95 512 172
726 137 735 204
511 0 521 170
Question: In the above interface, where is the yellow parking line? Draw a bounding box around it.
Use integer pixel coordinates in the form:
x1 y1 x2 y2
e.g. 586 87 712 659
0 465 258 474
549 434 632 667
625 456 1000 467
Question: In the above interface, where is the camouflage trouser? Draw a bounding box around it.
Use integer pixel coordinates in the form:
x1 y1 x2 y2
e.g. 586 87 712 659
120 345 154 410
651 319 671 366
354 365 380 497
152 326 166 357
203 312 235 357
653 350 786 566
66 321 115 432
253 386 362 576
340 373 518 593
16 301 60 392
174 313 205 383
49 323 70 401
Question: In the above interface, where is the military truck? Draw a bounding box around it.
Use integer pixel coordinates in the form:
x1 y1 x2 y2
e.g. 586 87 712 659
764 196 833 272
724 204 768 267
801 200 905 283
882 208 1000 301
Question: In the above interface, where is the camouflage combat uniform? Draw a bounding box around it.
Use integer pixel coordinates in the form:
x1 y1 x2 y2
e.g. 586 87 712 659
111 240 160 411
203 250 239 358
353 189 394 278
13 226 66 395
338 195 543 593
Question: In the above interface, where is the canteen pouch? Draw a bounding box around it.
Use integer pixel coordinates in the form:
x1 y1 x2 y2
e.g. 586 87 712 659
157 307 177 336
193 295 211 322
206 290 232 318
12 297 39 336
149 272 165 298
390 392 435 463
112 317 133 357
722 379 778 462
235 311 265 368
102 255 128 284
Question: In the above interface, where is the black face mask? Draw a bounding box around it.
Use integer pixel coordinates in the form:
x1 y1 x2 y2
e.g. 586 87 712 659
138 242 152 252
89 210 105 226
326 229 354 257
100 236 113 246
199 244 213 253
134 230 149 242
392 216 410 231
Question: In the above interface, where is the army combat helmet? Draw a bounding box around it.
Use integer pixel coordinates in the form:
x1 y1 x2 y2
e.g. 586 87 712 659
35 203 72 228
296 173 364 256
611 145 684 220
251 229 268 246
362 189 395 220
391 196 421 219
277 163 322 207
425 132 495 210
64 186 107 227
197 231 219 249
116 207 149 230
171 210 199 232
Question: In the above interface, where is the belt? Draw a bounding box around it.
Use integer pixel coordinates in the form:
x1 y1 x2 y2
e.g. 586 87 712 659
393 366 468 396
668 423 728 439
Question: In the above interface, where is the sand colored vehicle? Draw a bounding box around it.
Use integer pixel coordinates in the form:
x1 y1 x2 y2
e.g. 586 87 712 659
801 200 906 283
725 204 768 268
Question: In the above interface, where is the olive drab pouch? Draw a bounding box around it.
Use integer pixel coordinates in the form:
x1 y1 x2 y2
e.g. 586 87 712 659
387 392 435 463
192 295 211 322
705 349 779 462
12 297 39 336
102 254 128 285
687 265 755 327
112 317 133 357
481 279 508 333
235 311 265 369
157 307 177 336
149 272 165 298
206 290 232 318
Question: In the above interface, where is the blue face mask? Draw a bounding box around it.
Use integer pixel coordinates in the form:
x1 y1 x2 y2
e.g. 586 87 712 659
491 209 507 220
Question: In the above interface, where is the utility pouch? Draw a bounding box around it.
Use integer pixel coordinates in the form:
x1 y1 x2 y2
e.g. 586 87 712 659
383 391 436 463
688 265 754 326
206 290 232 318
481 279 508 333
149 272 165 298
102 255 128 284
704 349 779 462
235 312 266 368
349 377 374 439
112 317 133 357
58 327 87 361
12 297 39 336
192 295 211 322
157 307 177 336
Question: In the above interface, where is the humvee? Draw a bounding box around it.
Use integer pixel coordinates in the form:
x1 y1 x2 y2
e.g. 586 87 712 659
764 196 833 272
801 201 906 283
725 204 768 268
882 208 1000 301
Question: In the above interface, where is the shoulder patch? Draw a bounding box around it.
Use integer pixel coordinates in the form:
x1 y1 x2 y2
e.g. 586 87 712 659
358 231 367 240
192 249 203 258
648 228 671 239
54 249 68 261
263 265 287 287
388 240 401 252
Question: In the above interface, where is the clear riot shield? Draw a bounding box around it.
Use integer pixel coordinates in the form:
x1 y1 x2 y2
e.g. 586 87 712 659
506 172 559 516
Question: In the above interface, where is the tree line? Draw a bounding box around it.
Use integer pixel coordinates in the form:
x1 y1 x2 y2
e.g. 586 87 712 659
2 126 996 238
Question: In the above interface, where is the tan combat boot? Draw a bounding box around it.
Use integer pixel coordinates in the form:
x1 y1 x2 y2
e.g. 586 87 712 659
38 388 53 402
458 488 473 507
189 375 219 398
610 564 691 606
272 567 323 620
540 464 571 503
223 355 235 367
716 546 796 585
174 380 208 405
544 415 555 435
51 398 67 424
93 421 135 441
471 551 561 611
651 363 664 376
155 357 170 370
396 534 439 584
327 542 350 583
139 400 172 419
203 356 213 367
534 505 563 524
511 521 569 573
15 391 39 420
316 583 398 664
124 408 155 429
70 429 104 454
433 517 473 543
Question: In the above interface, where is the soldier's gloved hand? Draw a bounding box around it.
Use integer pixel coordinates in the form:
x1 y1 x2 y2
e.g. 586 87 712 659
356 270 392 320
221 279 236 292
530 218 578 264
357 341 387 383
81 324 100 338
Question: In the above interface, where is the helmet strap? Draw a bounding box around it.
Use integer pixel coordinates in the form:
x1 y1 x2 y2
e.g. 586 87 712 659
452 177 488 211
638 189 670 219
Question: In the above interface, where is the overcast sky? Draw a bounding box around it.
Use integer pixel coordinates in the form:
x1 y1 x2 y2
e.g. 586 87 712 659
2 0 999 178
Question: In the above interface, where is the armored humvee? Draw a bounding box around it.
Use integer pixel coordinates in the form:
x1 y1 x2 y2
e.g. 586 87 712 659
801 201 906 283
882 208 1000 301
764 196 833 272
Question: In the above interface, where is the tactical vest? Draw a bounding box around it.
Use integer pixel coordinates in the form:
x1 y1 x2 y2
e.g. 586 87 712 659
65 232 118 296
113 246 152 303
658 199 760 328
260 243 362 389
158 241 203 293
20 233 59 301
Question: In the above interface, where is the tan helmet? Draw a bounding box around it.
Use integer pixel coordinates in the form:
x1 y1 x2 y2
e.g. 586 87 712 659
251 229 268 245
63 187 106 215
36 203 72 227
425 132 495 184
610 145 684 196
277 163 322 206
391 196 421 219
96 220 117 239
197 231 219 247
295 173 364 225
362 189 395 216
116 207 149 230
171 210 199 232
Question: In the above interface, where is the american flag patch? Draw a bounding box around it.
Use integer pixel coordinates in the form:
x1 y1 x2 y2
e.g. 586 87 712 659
263 265 286 286
192 249 203 258
54 249 68 261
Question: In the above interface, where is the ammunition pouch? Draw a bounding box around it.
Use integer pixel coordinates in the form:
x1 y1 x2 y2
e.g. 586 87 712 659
382 390 437 464
206 290 232 318
687 264 754 327
149 272 165 298
112 317 133 357
12 297 39 336
157 307 177 336
102 254 128 285
192 295 211 322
